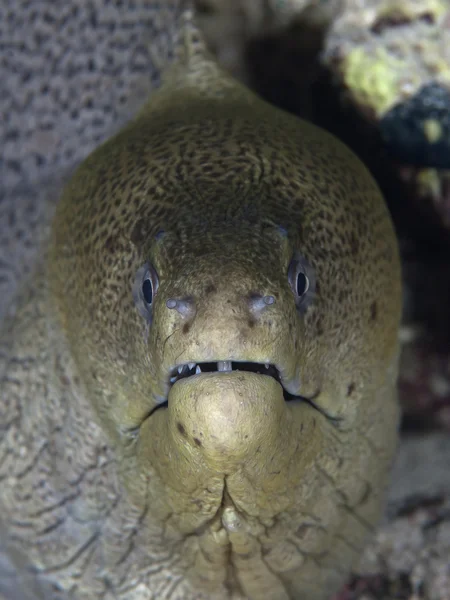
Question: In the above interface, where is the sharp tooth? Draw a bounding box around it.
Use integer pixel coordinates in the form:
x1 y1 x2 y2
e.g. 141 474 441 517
195 365 201 374
170 376 177 383
178 365 184 374
188 362 195 370
218 361 232 372
265 364 269 369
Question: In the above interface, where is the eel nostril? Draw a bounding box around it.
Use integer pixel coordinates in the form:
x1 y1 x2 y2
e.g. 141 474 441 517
166 297 196 318
248 294 275 314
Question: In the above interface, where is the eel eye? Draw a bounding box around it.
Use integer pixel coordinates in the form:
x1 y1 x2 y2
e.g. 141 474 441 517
142 278 153 306
295 271 309 297
288 254 315 312
132 263 159 321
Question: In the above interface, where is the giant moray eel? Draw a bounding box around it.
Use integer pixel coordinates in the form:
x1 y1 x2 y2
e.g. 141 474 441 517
0 11 401 600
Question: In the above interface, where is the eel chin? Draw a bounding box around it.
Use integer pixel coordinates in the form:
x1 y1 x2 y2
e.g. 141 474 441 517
134 371 319 536
136 371 317 522
167 371 288 469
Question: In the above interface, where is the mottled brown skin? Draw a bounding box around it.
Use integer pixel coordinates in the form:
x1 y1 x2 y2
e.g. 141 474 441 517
0 18 401 600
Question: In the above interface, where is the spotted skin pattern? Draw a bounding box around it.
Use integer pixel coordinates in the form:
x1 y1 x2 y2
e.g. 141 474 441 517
0 12 401 600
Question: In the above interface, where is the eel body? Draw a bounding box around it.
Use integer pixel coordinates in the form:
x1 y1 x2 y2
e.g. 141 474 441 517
0 11 402 600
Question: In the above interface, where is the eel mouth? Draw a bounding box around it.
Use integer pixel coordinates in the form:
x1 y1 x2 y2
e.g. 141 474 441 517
168 361 298 401
148 362 338 424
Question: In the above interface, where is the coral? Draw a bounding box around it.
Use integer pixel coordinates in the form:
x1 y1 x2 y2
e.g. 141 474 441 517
321 0 450 229
397 166 450 229
380 84 450 169
323 0 450 119
332 434 450 600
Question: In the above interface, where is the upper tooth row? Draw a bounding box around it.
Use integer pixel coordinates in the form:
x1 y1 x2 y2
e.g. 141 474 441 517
218 361 232 372
177 363 196 374
175 362 271 375
173 363 199 377
176 362 234 374
170 363 202 382
171 362 271 384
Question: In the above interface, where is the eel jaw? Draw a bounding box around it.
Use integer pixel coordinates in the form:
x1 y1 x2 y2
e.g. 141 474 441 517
152 362 339 425
165 361 302 402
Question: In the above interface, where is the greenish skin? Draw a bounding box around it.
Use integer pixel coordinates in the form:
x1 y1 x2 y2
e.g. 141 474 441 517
0 18 401 600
